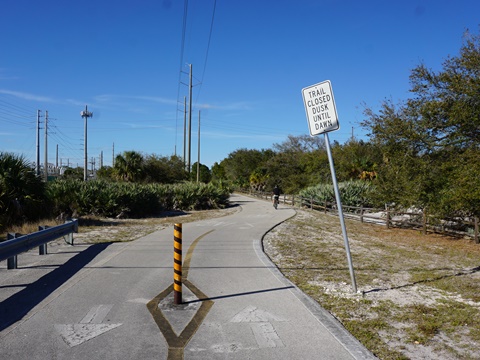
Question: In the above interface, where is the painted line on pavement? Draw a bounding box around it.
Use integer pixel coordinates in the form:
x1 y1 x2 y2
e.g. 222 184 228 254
147 229 215 360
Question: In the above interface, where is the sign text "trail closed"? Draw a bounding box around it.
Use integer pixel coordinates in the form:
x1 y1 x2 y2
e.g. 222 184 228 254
302 80 339 136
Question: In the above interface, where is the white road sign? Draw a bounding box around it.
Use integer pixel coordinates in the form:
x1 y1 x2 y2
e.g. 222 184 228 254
302 80 339 136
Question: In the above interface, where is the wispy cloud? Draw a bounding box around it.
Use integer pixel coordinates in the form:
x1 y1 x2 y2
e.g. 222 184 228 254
0 89 57 103
197 101 253 111
65 98 87 107
94 94 177 105
93 94 254 112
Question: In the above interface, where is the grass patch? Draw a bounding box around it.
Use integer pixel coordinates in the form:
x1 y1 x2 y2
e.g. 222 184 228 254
263 208 480 359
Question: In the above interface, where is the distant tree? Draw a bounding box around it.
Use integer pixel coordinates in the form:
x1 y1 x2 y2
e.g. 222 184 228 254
113 151 145 182
191 162 212 183
333 139 381 182
144 154 187 183
211 162 226 181
264 135 327 193
273 134 324 153
61 166 84 180
96 166 114 180
362 29 480 215
220 148 274 188
249 168 269 191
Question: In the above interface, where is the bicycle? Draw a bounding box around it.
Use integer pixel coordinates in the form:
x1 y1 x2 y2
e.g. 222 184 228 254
273 195 279 209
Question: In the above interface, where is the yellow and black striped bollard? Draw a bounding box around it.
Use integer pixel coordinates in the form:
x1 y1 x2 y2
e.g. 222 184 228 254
173 223 182 304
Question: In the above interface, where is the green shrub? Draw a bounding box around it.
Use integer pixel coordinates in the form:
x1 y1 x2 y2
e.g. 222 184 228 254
0 152 46 230
299 180 374 209
45 180 231 218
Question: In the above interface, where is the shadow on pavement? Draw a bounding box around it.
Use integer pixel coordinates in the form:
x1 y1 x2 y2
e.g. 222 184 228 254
0 242 111 331
182 285 294 304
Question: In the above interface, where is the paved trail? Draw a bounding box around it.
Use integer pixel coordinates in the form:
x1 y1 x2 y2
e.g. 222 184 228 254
0 194 375 359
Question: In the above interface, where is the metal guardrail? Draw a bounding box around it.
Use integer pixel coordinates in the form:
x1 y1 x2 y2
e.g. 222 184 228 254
0 219 78 269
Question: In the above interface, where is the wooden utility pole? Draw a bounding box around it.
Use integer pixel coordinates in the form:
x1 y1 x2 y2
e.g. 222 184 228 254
44 111 48 181
197 110 200 182
36 110 41 176
187 64 192 173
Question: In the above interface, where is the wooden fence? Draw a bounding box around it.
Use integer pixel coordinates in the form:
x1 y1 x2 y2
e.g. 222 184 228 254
242 189 480 244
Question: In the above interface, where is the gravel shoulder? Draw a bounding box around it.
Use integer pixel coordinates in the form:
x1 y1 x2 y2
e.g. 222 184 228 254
263 207 480 360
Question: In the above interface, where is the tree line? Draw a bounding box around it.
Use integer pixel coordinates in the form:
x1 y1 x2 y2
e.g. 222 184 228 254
2 29 479 230
213 29 480 220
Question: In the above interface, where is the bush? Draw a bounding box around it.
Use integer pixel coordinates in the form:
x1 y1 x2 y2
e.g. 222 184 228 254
299 180 374 209
46 180 231 218
0 152 46 230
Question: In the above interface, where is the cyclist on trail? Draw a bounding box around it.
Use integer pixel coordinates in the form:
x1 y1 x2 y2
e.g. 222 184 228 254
272 185 281 208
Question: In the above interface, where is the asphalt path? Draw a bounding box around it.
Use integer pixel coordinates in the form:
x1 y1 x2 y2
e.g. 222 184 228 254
0 193 375 359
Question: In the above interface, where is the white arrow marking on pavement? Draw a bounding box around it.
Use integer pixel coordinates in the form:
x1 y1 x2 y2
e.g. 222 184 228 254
238 222 254 229
250 322 285 348
230 306 285 348
230 306 286 323
55 304 122 347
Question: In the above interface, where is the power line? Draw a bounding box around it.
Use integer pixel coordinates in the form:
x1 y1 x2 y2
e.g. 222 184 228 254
194 0 216 106
174 0 189 153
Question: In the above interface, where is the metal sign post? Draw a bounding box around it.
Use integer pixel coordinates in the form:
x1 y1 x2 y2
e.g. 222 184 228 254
324 132 357 293
302 80 358 293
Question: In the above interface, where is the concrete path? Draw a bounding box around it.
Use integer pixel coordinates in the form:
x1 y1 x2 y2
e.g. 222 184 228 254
0 193 376 359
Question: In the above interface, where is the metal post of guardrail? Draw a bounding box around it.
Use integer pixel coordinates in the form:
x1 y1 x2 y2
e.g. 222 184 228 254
360 205 364 223
6 233 18 269
173 223 182 305
38 225 50 255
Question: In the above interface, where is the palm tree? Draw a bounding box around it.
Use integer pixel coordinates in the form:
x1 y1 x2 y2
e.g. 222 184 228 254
0 152 46 229
113 151 145 182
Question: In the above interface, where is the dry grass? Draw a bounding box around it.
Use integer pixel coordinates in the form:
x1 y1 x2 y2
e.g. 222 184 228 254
2 207 240 244
263 209 480 360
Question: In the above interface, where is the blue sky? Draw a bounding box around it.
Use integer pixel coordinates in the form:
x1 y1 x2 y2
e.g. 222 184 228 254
1 0 478 169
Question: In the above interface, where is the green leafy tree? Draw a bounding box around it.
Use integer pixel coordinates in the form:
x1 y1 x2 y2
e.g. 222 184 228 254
61 166 84 180
144 154 188 183
265 135 326 193
333 139 381 181
191 162 212 183
211 162 226 181
96 166 114 180
220 148 274 188
362 29 480 216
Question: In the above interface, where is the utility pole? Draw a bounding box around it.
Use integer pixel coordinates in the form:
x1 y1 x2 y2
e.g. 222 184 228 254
183 96 187 169
81 105 93 181
187 64 193 173
197 110 201 182
56 144 59 174
100 151 103 168
112 142 115 167
36 110 41 176
44 111 48 181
